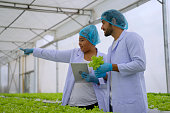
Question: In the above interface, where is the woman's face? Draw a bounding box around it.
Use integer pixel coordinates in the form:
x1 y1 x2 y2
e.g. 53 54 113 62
79 36 93 53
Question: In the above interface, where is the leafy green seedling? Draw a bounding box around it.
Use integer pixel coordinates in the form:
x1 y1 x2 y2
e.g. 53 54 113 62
88 56 104 70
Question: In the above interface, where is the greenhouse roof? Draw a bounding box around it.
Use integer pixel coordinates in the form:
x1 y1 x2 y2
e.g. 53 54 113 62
0 0 149 64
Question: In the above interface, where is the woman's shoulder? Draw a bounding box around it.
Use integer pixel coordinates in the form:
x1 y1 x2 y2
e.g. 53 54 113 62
71 48 83 56
73 48 82 53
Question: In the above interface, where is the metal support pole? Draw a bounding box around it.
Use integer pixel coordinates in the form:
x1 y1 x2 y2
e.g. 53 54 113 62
162 0 170 93
34 57 39 93
19 56 22 93
7 63 10 93
22 56 25 93
55 41 58 92
0 65 1 93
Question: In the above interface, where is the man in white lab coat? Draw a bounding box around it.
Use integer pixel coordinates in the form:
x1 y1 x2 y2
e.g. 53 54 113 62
95 9 148 113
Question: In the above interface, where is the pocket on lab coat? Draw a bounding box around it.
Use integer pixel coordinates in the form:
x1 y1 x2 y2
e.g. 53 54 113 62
112 99 140 113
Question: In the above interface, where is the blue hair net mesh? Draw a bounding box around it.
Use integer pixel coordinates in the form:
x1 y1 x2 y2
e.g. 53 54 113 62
79 25 100 45
101 9 128 30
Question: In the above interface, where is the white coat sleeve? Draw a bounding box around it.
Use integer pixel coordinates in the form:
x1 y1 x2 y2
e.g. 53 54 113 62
33 48 72 63
118 33 146 76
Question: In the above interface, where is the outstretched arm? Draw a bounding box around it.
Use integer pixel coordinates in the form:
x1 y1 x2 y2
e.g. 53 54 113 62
20 48 73 63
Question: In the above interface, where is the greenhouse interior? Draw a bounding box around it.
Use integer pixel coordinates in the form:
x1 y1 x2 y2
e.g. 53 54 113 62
0 0 170 112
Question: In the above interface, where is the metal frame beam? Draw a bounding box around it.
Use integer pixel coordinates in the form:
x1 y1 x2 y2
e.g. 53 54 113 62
29 29 57 47
42 0 150 48
0 0 97 64
0 50 15 60
0 1 92 16
0 0 150 65
92 0 150 24
0 40 33 43
0 25 55 31
0 0 36 36
8 59 18 93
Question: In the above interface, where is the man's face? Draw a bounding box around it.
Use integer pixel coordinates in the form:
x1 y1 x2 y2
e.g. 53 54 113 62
101 20 113 36
79 36 93 53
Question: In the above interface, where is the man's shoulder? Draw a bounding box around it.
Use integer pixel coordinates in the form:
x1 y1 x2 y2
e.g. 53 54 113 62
126 31 140 37
125 31 144 46
125 31 143 41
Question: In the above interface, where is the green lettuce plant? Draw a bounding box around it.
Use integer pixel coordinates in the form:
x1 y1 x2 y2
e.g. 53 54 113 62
88 56 104 70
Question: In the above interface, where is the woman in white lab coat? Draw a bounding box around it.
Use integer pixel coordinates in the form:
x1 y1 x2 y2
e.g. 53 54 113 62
20 25 107 111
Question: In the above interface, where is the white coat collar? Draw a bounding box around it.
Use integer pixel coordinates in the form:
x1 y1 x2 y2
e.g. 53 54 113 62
111 30 127 51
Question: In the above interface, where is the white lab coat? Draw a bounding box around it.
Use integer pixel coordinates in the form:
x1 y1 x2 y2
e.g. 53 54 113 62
106 30 148 113
33 48 107 112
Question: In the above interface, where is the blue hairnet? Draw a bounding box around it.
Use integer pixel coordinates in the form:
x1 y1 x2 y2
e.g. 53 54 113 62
101 9 128 30
79 25 100 45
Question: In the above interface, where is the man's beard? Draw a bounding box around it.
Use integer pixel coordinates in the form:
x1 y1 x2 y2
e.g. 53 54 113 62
104 25 113 36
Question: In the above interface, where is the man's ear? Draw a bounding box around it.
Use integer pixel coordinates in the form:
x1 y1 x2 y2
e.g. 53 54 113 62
112 18 116 25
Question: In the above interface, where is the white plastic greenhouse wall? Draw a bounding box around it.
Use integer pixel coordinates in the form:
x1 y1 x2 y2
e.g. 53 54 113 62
0 0 170 94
